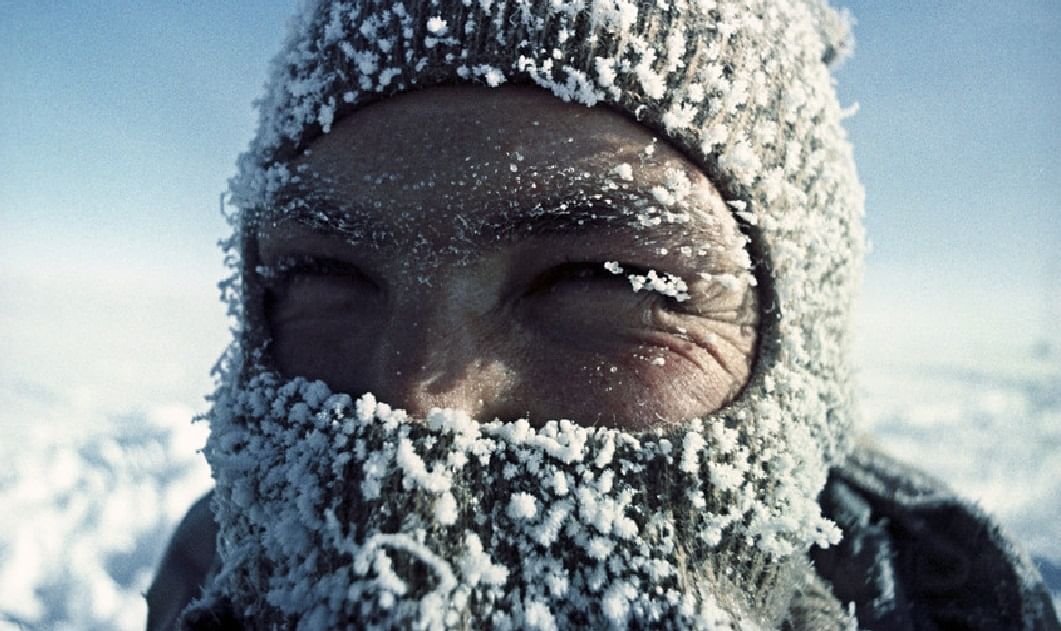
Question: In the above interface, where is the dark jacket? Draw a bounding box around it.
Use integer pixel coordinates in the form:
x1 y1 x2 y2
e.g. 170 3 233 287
813 448 1058 630
146 446 1059 630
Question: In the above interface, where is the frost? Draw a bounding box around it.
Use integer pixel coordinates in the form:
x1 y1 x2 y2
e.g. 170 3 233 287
551 470 569 496
467 63 506 87
594 56 617 89
523 599 557 631
611 162 633 181
435 491 459 526
426 16 448 36
459 532 508 587
679 430 705 473
699 272 747 292
203 378 842 627
601 580 636 624
603 261 623 274
627 269 690 302
585 536 615 560
651 185 673 204
708 462 742 490
482 66 505 87
396 437 451 493
353 532 458 594
649 169 693 206
507 492 538 520
633 49 666 99
661 101 698 132
317 98 335 133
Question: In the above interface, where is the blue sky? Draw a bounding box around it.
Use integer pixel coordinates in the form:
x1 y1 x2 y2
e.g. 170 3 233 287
1 1 1059 412
834 1 1060 366
837 1 1060 271
0 2 288 272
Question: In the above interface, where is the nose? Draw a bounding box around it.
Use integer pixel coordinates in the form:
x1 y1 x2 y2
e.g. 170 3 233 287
364 298 518 421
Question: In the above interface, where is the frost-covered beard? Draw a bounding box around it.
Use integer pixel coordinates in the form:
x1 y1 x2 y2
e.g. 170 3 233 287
199 370 841 630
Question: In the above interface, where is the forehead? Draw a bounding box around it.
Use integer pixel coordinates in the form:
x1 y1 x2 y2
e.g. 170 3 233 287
264 85 740 254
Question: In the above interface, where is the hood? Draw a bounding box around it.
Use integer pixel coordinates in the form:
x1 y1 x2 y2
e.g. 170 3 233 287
197 0 866 627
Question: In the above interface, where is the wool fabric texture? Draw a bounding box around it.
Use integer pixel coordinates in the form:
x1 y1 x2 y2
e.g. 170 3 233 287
197 0 867 628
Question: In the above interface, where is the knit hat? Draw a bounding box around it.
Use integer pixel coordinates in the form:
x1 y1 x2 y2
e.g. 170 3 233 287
198 0 865 627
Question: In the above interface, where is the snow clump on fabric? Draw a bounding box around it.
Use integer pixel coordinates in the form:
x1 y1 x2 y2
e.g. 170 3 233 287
198 374 840 628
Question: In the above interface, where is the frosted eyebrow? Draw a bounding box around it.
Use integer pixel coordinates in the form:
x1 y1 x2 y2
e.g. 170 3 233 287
264 185 695 251
265 187 395 247
483 202 627 242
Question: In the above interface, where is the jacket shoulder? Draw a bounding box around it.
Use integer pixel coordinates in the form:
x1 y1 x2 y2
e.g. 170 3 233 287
814 446 1059 631
146 492 219 631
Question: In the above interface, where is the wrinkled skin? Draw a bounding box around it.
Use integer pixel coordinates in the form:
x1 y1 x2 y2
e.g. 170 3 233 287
258 85 759 430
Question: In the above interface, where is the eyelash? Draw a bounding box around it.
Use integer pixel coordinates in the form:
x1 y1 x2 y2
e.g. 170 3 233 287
527 260 695 309
525 261 632 293
257 256 379 292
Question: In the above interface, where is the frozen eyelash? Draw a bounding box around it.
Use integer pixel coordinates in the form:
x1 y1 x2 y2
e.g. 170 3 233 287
256 256 372 294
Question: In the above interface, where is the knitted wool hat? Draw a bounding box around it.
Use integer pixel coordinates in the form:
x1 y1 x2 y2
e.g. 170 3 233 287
198 0 866 627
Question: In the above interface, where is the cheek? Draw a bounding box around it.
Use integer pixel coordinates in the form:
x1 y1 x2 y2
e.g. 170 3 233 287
269 319 377 387
504 317 757 429
265 280 386 388
502 275 759 427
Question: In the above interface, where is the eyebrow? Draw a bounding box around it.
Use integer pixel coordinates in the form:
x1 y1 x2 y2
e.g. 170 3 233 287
263 184 674 251
480 201 629 241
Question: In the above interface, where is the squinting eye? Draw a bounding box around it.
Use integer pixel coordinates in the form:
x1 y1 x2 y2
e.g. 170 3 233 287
518 261 671 345
263 257 381 293
524 261 645 297
515 258 666 337
264 258 384 329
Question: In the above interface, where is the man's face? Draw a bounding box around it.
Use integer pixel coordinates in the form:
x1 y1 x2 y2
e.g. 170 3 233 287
257 85 759 430
209 87 850 628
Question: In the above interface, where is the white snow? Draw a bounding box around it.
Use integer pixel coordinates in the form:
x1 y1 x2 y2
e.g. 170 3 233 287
627 269 691 302
611 163 634 181
507 492 538 520
426 16 448 36
0 404 211 629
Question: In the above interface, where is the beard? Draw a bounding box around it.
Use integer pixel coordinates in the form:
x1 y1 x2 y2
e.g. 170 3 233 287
197 370 844 630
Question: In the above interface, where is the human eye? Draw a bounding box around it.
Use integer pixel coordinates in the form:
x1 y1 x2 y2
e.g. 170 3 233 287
261 255 378 287
524 261 641 295
516 260 680 342
262 256 384 327
522 260 699 310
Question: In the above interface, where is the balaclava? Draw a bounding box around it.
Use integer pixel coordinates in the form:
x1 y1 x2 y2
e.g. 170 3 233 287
194 0 865 628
